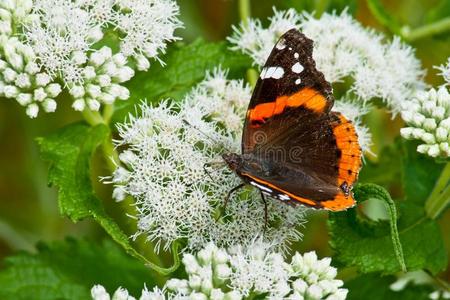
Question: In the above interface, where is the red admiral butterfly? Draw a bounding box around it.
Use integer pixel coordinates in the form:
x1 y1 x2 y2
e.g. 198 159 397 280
223 29 362 211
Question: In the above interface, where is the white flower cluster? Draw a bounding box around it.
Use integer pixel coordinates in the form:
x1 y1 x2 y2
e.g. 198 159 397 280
91 284 164 300
228 9 425 115
0 0 61 118
0 0 181 117
111 71 306 252
91 241 348 300
400 86 450 157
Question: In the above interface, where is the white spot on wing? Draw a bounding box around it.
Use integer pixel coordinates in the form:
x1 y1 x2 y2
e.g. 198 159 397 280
276 39 286 50
279 194 290 201
295 78 301 85
250 181 272 193
294 53 299 59
260 67 284 79
292 62 304 74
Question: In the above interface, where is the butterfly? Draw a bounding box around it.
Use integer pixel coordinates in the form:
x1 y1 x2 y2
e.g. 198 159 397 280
222 29 362 211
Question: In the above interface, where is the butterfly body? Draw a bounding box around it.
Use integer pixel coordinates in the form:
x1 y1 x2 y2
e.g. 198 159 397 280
224 29 362 211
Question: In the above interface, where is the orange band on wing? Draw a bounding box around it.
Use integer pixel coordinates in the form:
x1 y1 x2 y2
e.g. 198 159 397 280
321 193 355 210
248 88 328 123
332 114 362 187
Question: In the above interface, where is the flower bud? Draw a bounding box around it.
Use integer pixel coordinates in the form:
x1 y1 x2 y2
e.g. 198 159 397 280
35 73 51 87
33 88 47 102
26 103 39 118
43 99 57 112
15 73 31 88
135 54 150 71
46 83 62 97
70 85 85 98
88 99 101 111
17 93 32 106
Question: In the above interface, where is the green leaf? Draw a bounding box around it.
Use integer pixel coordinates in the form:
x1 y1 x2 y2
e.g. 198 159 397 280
359 142 402 188
346 273 432 300
113 39 252 123
37 123 180 274
0 238 154 300
328 184 447 275
426 0 450 24
401 140 444 205
37 123 135 256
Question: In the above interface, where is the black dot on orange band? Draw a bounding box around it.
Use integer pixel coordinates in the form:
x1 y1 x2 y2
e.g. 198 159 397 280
347 170 352 175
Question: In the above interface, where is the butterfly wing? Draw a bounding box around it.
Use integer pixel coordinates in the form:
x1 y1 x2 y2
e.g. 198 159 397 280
242 29 333 153
240 29 361 211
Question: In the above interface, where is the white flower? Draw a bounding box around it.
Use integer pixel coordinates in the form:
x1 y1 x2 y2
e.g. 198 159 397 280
0 35 62 117
93 241 348 300
91 285 163 300
435 57 450 85
228 9 425 115
114 0 183 66
1 0 181 117
110 71 306 252
390 271 450 300
400 86 450 157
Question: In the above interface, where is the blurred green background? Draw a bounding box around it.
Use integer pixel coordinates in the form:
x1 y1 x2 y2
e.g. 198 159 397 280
0 0 449 283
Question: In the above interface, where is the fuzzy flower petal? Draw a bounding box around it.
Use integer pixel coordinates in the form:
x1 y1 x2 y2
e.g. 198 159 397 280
114 0 183 65
435 57 450 85
110 70 306 252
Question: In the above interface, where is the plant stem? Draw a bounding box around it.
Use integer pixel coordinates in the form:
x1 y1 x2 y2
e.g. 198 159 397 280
238 0 251 27
101 133 120 173
82 109 104 126
103 104 114 124
402 17 450 42
81 109 119 171
425 162 450 219
237 0 258 87
354 184 407 272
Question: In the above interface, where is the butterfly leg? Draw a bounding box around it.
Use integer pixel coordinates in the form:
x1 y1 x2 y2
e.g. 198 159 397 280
203 160 227 181
222 183 246 214
259 191 268 233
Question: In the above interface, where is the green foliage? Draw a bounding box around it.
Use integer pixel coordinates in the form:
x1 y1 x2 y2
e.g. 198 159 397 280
277 0 357 15
359 142 402 188
37 124 140 259
426 0 450 23
328 141 448 275
346 274 432 300
366 0 401 34
113 39 252 123
37 123 180 274
0 238 154 300
401 140 444 205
